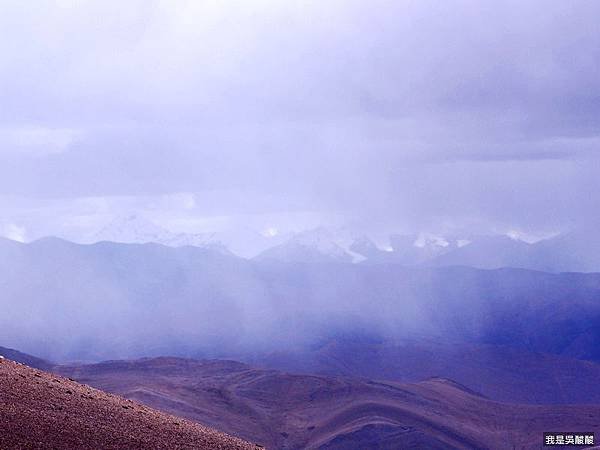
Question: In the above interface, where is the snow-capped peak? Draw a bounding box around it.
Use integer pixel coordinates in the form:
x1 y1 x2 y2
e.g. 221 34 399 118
89 214 231 254
255 227 389 263
93 214 171 244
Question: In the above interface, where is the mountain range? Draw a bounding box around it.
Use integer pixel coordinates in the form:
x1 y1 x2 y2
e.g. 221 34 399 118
4 234 600 448
54 214 600 272
3 237 600 366
84 214 290 258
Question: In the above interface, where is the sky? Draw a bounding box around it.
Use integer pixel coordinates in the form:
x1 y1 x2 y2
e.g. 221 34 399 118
1 0 599 243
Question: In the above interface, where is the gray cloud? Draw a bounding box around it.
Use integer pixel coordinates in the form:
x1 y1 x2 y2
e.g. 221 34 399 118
1 0 599 237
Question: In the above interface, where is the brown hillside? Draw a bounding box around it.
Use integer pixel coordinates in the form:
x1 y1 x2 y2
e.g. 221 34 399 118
0 357 260 449
57 357 600 449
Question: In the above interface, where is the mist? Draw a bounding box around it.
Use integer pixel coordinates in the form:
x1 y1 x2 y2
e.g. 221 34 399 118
4 4 600 449
0 237 599 363
2 0 600 362
1 0 600 242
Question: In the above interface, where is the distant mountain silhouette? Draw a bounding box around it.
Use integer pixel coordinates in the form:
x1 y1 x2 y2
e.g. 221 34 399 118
244 338 600 404
3 239 600 363
428 235 534 269
0 345 52 370
90 214 233 254
43 218 600 272
254 227 358 263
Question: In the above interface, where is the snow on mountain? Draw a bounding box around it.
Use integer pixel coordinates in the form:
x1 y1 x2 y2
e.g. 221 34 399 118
86 214 295 258
92 215 172 244
383 233 452 264
254 227 387 263
89 214 231 254
87 216 548 268
348 235 387 260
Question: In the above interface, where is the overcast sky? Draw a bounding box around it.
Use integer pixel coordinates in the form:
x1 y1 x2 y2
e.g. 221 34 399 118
1 0 599 242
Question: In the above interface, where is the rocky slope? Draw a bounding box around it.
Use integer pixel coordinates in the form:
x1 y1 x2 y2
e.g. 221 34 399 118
0 357 259 450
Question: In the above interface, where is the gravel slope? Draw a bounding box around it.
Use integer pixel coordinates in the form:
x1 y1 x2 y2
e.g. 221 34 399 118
0 357 261 449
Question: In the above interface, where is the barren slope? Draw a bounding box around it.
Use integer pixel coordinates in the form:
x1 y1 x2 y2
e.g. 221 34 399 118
57 357 600 450
0 358 259 450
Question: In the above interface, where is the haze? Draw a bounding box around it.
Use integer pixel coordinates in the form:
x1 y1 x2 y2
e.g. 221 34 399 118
1 0 599 242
